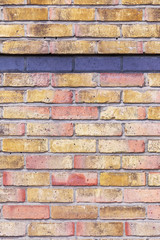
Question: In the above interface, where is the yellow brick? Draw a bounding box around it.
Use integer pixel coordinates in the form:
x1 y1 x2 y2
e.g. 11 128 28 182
100 172 145 186
76 24 120 37
122 25 160 38
148 140 160 152
75 123 122 136
75 155 121 169
0 25 24 37
3 41 48 54
27 188 73 202
51 205 98 219
50 139 96 153
50 41 96 54
27 90 55 103
148 173 160 186
98 41 143 54
27 24 73 37
53 73 98 87
0 123 24 136
0 91 23 103
148 107 160 119
146 9 160 21
50 8 95 21
28 0 71 4
122 0 160 4
3 139 48 152
148 73 160 86
100 106 146 120
97 8 143 21
0 0 24 4
76 90 120 103
4 172 50 186
0 222 25 236
123 90 160 103
144 41 160 54
100 206 145 219
4 8 48 21
0 155 24 169
75 0 119 4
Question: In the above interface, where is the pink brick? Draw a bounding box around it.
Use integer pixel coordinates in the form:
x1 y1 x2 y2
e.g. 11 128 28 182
52 172 98 186
0 188 25 202
126 222 160 236
123 155 160 169
124 189 160 202
125 122 160 136
148 205 160 219
100 73 144 87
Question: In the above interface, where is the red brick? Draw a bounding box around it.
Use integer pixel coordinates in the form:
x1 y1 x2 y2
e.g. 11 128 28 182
3 205 49 219
100 73 144 87
0 188 25 202
51 106 98 119
52 172 97 186
124 189 160 202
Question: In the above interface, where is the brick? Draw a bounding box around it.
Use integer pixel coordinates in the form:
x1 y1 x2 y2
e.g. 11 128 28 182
125 222 160 236
3 106 50 119
3 172 50 186
0 222 26 236
0 123 25 136
74 155 120 169
122 0 160 4
3 139 48 152
27 188 73 202
148 140 160 152
3 205 49 219
98 41 143 54
122 25 160 38
50 41 96 54
4 73 50 87
27 24 72 37
0 56 24 72
26 155 72 169
123 90 160 103
52 172 97 186
0 90 23 103
100 106 146 120
75 123 122 136
27 56 73 72
99 140 145 153
27 89 72 103
27 123 73 136
76 188 122 203
148 173 160 186
76 90 120 103
148 107 160 119
4 8 48 21
29 222 74 236
97 9 142 21
3 40 49 54
124 189 160 202
75 56 121 71
148 205 160 219
100 172 145 186
74 0 119 4
145 9 160 21
50 139 96 153
0 155 24 169
51 205 98 219
0 0 24 4
148 73 160 87
0 25 24 37
52 106 98 119
145 41 160 54
52 73 98 87
125 123 160 136
0 188 25 202
75 24 120 37
77 222 123 236
28 0 71 3
100 73 144 87
100 206 145 219
122 156 160 170
50 8 95 21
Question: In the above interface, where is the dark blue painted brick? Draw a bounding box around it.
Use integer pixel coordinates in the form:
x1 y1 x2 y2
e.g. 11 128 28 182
75 57 121 72
0 56 24 72
123 56 160 71
27 57 73 72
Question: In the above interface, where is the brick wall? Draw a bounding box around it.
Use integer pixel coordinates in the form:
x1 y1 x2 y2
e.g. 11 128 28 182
0 56 159 238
